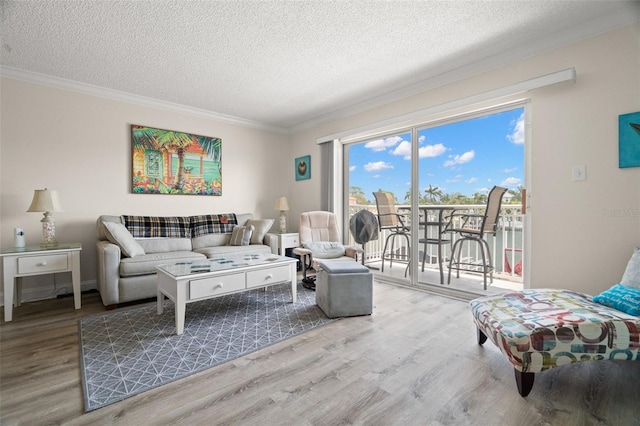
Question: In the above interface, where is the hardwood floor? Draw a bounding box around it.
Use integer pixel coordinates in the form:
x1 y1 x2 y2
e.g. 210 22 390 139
1 283 639 425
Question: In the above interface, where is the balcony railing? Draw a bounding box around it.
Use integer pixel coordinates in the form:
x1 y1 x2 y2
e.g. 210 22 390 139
347 203 524 282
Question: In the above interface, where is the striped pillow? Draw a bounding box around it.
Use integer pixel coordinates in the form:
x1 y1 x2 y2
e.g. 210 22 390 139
229 225 254 246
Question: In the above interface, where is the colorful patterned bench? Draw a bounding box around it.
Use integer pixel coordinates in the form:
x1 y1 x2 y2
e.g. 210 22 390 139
470 289 640 396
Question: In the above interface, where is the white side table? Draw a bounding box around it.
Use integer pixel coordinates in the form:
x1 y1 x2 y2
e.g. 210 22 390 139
268 232 300 256
1 243 82 322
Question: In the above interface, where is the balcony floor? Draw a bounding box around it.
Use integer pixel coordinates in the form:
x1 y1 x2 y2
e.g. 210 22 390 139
363 259 523 300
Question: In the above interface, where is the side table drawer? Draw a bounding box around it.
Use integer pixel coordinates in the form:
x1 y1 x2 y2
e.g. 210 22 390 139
247 265 291 288
189 272 245 299
18 254 68 274
281 234 299 248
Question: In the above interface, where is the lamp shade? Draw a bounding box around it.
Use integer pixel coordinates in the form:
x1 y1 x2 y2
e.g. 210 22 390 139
27 188 64 212
274 196 290 211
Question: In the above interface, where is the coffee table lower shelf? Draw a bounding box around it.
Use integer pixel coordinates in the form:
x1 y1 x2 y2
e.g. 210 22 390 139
156 258 297 335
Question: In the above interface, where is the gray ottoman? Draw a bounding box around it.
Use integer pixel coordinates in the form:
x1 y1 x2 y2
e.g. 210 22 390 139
316 260 373 318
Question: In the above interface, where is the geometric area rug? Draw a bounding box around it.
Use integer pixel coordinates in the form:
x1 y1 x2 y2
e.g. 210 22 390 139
79 282 335 411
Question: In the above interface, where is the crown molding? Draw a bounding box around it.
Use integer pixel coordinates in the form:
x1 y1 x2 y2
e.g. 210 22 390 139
0 66 289 135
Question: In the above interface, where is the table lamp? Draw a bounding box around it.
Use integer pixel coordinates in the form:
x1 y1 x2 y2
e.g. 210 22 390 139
27 188 64 247
274 196 290 233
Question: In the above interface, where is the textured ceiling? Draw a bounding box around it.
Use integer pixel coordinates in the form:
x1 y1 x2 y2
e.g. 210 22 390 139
1 1 639 131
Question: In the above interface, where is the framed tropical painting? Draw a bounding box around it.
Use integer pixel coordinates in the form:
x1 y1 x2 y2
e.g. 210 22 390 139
131 125 222 195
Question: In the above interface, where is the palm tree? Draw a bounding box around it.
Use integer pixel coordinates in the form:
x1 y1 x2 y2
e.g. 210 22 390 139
424 185 443 203
472 192 487 205
509 185 524 203
132 126 221 190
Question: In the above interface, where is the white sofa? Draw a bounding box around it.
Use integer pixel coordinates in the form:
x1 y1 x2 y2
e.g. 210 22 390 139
96 213 275 307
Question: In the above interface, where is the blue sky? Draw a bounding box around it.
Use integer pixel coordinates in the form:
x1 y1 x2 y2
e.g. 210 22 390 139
348 107 524 202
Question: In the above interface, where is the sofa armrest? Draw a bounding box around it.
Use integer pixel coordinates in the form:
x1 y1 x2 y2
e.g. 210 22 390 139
96 240 122 306
263 233 278 254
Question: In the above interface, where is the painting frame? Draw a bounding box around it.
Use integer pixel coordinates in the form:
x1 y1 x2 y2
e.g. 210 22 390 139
295 155 311 181
131 125 222 195
619 111 640 168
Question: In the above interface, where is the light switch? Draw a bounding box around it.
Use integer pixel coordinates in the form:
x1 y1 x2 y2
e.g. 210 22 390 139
572 165 586 181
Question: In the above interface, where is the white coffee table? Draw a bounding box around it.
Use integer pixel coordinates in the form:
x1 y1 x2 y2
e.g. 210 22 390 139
156 253 298 335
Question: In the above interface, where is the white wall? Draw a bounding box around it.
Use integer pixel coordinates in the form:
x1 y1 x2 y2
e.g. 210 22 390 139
289 24 640 295
0 79 290 299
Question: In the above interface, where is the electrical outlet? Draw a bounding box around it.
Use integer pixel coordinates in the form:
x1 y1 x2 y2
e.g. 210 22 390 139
572 165 586 181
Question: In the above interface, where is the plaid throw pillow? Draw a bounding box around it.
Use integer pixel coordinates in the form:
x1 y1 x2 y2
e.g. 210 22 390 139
190 214 238 237
122 216 192 238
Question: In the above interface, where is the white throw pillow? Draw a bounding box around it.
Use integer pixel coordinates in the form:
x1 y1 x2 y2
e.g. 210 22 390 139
620 247 640 289
246 219 274 244
229 225 254 246
304 241 346 259
103 221 145 258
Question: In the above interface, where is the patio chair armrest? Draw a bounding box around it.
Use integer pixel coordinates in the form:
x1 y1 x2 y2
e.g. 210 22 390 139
443 211 484 232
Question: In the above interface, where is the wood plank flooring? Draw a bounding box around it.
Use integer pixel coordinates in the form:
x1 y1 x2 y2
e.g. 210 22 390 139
1 283 639 425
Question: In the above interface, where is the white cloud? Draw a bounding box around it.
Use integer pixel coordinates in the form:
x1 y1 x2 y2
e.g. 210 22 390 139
465 177 478 184
503 167 517 173
507 112 525 144
365 135 404 152
349 165 356 172
391 140 412 159
500 177 521 187
444 150 475 167
364 161 394 172
418 135 426 143
419 143 447 159
392 141 447 160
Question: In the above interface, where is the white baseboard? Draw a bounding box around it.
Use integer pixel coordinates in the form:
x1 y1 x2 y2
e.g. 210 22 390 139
0 280 97 307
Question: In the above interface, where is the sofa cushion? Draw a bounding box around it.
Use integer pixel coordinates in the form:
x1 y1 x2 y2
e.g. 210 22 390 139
192 233 231 249
102 221 145 258
247 219 274 244
123 215 191 238
119 251 206 277
230 225 254 246
190 214 237 237
136 238 193 254
194 244 271 258
621 247 640 289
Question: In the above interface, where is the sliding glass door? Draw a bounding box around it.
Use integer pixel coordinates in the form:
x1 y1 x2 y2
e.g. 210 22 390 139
344 104 526 294
415 107 525 291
